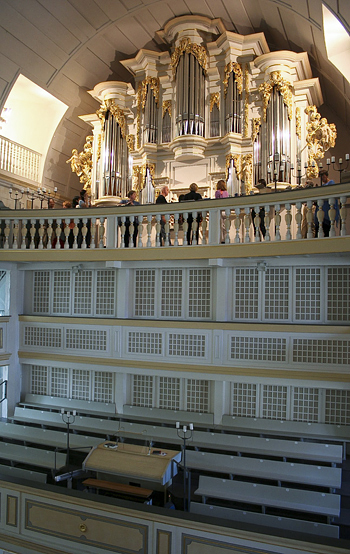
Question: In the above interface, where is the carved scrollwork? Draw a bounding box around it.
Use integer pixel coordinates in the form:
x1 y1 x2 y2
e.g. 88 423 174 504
171 37 208 79
295 107 301 140
126 134 135 152
162 100 172 118
133 163 156 192
223 62 243 97
251 117 261 144
242 153 253 193
66 135 93 192
210 92 220 112
97 99 127 138
139 77 160 110
243 64 249 138
305 105 337 178
259 71 293 121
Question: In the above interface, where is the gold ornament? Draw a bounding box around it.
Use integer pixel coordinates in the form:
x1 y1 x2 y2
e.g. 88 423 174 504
259 71 293 121
223 62 243 97
251 117 261 144
242 153 253 193
171 37 208 79
126 134 135 152
162 100 172 118
97 99 127 138
295 107 301 140
305 105 337 178
210 92 220 112
66 135 93 192
140 77 160 110
243 64 249 137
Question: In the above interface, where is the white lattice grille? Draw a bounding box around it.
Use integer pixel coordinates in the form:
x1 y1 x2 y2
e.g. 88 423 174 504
65 329 107 351
52 270 71 314
264 268 289 320
293 387 319 422
50 367 68 397
186 379 209 413
161 269 183 318
292 338 350 365
96 270 116 316
72 369 90 400
168 334 206 357
132 374 153 407
231 383 257 417
33 271 50 313
234 268 258 319
24 326 62 348
128 332 162 355
327 267 350 322
94 371 114 403
134 269 155 317
230 336 286 362
325 389 350 425
261 385 288 419
31 365 48 395
159 377 180 410
295 268 321 321
73 270 93 315
188 269 211 318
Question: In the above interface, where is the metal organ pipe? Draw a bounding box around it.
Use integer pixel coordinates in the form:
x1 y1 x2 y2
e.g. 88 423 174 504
176 52 205 137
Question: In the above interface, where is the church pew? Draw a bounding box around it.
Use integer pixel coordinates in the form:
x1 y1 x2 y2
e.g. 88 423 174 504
122 405 214 426
0 443 66 470
195 475 341 517
12 408 343 464
0 464 47 483
182 450 342 489
20 394 116 416
0 421 101 450
190 502 339 538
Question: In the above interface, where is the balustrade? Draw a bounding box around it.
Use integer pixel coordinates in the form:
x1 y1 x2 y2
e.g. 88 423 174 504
0 183 349 250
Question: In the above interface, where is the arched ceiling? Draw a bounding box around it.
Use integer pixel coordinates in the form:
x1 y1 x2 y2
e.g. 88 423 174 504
0 0 349 196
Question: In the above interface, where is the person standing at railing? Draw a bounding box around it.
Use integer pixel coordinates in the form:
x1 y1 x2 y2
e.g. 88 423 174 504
156 185 170 246
118 190 140 247
215 180 229 243
314 170 339 237
184 183 202 245
251 179 271 239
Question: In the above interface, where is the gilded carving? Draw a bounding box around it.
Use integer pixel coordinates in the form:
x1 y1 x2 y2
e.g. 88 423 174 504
139 77 160 110
305 105 337 178
223 62 243 96
251 117 261 144
226 154 242 181
259 71 293 121
242 153 253 193
295 107 301 139
133 163 156 192
243 64 249 137
162 100 172 118
126 134 135 152
171 37 208 79
66 135 93 192
96 99 127 138
210 92 220 112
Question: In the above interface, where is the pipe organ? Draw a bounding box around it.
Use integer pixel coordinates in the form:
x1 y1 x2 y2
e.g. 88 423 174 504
72 15 335 205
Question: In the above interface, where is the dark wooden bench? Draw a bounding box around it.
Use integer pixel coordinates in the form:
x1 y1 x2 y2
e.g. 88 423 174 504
82 478 153 502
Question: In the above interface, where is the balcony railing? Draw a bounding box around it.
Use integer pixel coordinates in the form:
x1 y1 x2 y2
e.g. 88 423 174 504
0 182 349 250
0 135 41 182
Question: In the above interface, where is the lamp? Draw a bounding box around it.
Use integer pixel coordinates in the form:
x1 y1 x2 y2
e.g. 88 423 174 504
176 421 194 511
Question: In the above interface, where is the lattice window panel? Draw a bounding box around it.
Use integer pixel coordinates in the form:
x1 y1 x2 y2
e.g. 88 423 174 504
93 371 114 403
52 270 71 314
96 270 116 316
261 385 288 420
234 268 259 319
134 269 155 317
295 267 321 321
65 328 107 351
132 374 153 407
264 268 289 320
50 367 68 397
71 369 90 400
33 271 50 313
325 389 350 425
128 331 162 355
31 365 48 395
159 377 180 410
186 379 209 413
292 387 319 422
73 270 93 315
230 336 286 362
327 267 350 322
231 383 257 417
292 338 350 365
161 269 183 318
168 334 206 357
188 269 211 319
24 326 62 348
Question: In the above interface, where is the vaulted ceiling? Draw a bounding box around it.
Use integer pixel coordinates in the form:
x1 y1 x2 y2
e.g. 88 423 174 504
0 0 349 195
